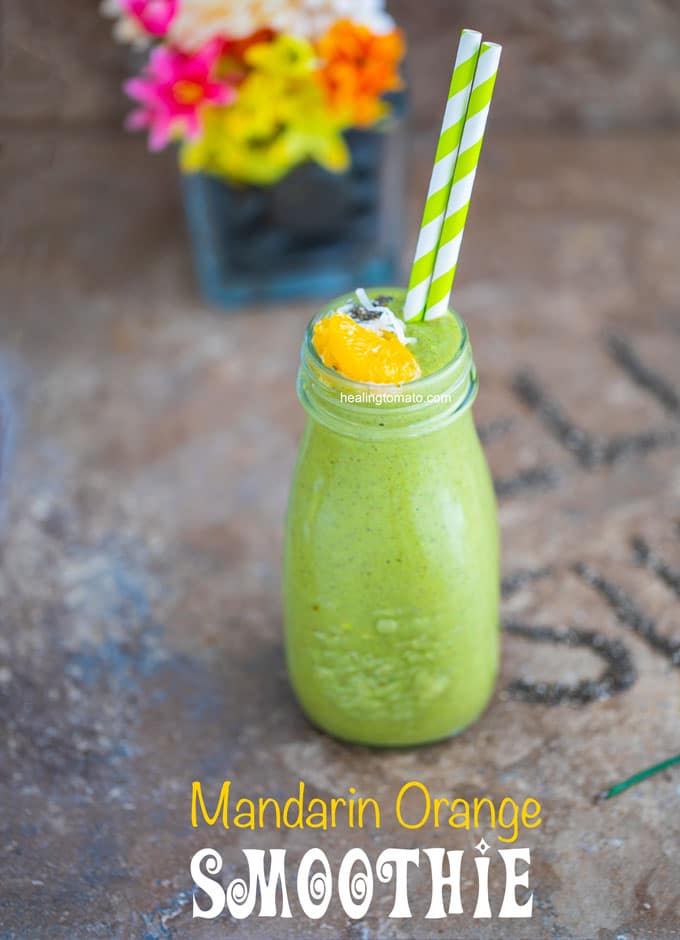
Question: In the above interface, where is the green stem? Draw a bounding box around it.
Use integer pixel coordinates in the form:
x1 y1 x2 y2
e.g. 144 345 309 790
600 752 680 800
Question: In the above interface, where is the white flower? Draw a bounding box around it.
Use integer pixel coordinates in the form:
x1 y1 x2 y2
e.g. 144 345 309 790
168 0 394 50
100 0 150 47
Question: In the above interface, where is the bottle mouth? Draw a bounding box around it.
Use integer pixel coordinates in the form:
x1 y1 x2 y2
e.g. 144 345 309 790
298 304 478 440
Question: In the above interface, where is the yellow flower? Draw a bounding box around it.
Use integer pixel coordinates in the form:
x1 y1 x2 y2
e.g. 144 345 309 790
244 34 317 77
181 36 350 185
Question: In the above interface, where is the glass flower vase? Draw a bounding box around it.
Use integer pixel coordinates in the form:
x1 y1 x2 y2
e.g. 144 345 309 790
180 95 406 308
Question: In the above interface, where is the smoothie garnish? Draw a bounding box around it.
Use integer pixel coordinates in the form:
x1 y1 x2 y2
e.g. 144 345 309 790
404 31 501 322
348 289 415 345
311 288 422 385
313 310 421 385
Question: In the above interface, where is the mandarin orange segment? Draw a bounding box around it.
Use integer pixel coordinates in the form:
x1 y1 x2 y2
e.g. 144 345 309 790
313 312 421 385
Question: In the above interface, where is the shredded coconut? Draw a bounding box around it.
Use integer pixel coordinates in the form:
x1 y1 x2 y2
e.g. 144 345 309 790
347 289 416 345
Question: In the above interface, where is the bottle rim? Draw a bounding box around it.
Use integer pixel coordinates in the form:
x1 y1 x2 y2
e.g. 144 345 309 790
302 305 470 392
297 294 479 440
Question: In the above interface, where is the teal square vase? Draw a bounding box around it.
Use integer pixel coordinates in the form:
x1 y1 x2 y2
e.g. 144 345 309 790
180 95 406 308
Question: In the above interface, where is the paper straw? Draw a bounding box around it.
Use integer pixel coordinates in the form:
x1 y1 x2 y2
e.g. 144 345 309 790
403 29 483 323
423 41 502 321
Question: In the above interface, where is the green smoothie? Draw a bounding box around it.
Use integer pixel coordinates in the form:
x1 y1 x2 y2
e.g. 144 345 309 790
283 288 500 746
400 304 462 376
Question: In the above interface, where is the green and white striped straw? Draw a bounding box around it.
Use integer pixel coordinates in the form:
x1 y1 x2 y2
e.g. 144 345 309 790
403 29 482 323
423 41 502 320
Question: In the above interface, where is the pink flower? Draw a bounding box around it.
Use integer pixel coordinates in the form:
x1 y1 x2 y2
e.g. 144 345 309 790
124 40 235 150
121 0 177 37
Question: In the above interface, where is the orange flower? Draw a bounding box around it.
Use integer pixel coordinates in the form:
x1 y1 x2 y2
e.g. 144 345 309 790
227 28 276 63
316 19 405 127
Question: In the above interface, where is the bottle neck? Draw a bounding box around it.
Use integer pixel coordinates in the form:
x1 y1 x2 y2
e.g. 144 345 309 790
297 312 478 442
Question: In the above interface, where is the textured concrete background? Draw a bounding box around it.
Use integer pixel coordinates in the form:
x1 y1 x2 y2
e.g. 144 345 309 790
2 2 680 939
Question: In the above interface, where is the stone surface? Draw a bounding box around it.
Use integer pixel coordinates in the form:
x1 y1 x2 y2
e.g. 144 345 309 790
392 0 680 131
1 131 680 939
0 0 129 124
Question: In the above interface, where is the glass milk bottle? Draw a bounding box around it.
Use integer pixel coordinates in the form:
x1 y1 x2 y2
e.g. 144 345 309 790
283 290 500 746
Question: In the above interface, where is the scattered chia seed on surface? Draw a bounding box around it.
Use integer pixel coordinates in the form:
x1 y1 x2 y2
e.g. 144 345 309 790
505 621 637 705
494 465 560 499
608 334 680 418
575 561 680 666
502 567 553 599
478 417 515 445
514 370 679 467
631 536 680 598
